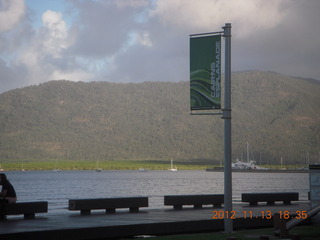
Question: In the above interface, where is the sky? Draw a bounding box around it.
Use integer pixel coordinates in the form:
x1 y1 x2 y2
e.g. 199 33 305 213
0 0 319 93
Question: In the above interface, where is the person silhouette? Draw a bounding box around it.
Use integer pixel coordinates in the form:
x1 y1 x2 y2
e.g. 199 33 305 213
0 173 17 220
0 173 17 203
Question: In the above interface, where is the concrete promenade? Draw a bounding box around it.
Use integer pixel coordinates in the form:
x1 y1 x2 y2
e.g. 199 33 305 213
0 201 313 240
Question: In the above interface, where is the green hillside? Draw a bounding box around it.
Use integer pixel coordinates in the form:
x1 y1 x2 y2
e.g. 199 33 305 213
0 71 319 166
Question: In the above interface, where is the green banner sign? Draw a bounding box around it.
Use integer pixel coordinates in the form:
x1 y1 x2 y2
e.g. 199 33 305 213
190 35 221 110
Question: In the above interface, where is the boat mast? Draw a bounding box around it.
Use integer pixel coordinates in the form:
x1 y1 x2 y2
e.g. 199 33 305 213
247 142 249 163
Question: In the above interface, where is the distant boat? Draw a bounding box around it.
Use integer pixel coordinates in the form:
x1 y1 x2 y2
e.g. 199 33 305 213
168 159 177 171
231 159 268 170
95 159 102 172
232 142 268 170
138 168 147 172
53 159 61 171
21 163 25 172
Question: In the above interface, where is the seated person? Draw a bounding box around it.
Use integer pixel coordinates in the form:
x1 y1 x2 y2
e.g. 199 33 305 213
0 173 17 203
0 173 17 220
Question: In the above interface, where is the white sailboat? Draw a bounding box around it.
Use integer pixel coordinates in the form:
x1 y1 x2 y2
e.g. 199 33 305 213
138 168 147 172
168 159 177 171
53 158 61 171
232 142 268 170
21 163 25 172
95 159 102 172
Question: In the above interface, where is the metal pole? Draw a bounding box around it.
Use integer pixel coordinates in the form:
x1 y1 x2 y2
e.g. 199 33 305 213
222 23 232 233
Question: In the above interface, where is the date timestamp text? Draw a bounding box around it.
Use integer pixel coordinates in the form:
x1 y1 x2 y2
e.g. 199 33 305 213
212 210 308 220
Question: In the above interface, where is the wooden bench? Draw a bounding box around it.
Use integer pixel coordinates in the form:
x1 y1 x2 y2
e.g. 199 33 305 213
242 192 299 206
164 194 224 210
3 201 48 219
68 197 148 215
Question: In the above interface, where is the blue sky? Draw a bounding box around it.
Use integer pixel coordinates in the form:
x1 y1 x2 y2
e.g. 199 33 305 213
0 0 319 93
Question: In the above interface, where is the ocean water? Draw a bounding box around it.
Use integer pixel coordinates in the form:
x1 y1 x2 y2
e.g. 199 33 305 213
3 170 309 214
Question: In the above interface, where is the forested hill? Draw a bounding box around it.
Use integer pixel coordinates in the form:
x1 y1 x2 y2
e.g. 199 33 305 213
0 71 319 165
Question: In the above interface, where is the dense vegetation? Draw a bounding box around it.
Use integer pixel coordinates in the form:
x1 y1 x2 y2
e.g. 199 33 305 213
0 71 319 167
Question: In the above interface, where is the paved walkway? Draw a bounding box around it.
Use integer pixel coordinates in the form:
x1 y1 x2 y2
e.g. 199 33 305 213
0 201 314 240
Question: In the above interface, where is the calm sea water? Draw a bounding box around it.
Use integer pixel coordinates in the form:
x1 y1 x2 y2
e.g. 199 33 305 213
3 170 309 214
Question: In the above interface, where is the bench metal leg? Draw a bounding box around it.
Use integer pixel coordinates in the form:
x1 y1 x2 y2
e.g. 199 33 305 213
106 208 116 214
80 210 91 215
130 207 139 213
249 202 258 206
173 205 182 210
24 213 35 219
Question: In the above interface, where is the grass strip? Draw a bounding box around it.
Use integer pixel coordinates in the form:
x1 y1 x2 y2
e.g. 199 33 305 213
0 160 213 171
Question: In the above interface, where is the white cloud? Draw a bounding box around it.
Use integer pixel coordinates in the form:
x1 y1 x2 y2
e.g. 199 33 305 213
13 9 72 86
15 43 50 86
129 31 152 47
0 0 25 32
136 32 152 47
151 0 290 37
50 69 93 82
41 10 69 57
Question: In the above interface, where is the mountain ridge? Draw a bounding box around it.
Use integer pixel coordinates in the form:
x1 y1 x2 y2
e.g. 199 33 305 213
0 71 319 165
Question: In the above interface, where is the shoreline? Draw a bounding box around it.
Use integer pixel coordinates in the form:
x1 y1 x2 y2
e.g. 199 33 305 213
0 160 311 172
206 168 310 173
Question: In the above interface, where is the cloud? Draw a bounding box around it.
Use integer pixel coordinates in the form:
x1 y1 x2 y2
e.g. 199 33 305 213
0 0 25 32
0 58 24 91
114 0 149 8
13 9 81 86
61 0 156 81
151 0 290 37
50 69 93 82
0 0 319 93
130 31 153 47
41 10 69 57
66 0 145 58
230 0 320 78
106 0 294 83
